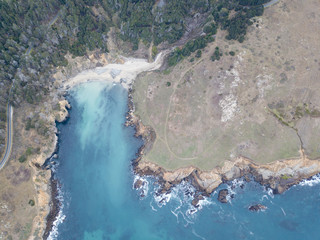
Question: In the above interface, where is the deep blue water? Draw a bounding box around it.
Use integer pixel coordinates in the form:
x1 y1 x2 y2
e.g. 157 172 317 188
49 82 320 240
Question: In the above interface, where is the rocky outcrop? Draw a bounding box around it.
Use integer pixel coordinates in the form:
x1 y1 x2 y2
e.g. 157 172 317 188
135 153 320 196
133 179 144 189
192 194 204 207
28 135 58 240
218 189 229 203
56 100 71 123
126 90 156 154
43 178 59 239
249 204 267 211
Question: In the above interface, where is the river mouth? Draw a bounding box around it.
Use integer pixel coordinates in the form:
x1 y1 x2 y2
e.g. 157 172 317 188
48 81 320 240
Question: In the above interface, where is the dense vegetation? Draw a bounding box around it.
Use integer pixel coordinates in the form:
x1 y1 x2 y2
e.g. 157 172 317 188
0 0 213 106
212 0 264 42
118 0 209 49
168 33 215 66
0 0 269 155
239 0 270 6
0 0 117 115
0 0 212 155
167 0 265 66
0 0 114 154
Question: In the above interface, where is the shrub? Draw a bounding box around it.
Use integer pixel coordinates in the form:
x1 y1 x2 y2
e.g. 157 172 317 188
203 23 217 35
28 199 35 206
195 50 202 58
26 147 33 156
281 174 292 180
25 118 35 130
152 46 158 58
211 47 223 61
19 154 27 163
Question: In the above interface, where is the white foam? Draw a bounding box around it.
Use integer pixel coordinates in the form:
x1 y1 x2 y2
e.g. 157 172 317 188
260 194 269 202
281 207 286 216
47 185 66 240
180 211 194 226
266 187 274 199
231 178 245 188
154 191 172 207
171 209 180 223
50 160 59 173
149 201 157 212
299 174 320 187
226 179 246 203
133 175 149 198
188 197 213 216
153 180 193 207
138 180 215 224
151 180 211 222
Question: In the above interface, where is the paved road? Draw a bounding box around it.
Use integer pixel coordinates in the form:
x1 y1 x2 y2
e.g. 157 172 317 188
48 11 60 28
4 5 65 169
0 104 13 170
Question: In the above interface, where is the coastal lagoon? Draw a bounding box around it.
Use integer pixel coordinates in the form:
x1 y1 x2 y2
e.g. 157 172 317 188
49 82 320 240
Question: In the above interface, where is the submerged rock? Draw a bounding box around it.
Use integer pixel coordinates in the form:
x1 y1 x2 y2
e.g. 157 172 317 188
192 194 204 208
134 179 144 189
218 189 229 203
248 204 267 212
279 220 299 231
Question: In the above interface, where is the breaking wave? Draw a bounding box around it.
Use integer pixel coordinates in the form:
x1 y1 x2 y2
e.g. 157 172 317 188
47 183 66 240
299 174 320 187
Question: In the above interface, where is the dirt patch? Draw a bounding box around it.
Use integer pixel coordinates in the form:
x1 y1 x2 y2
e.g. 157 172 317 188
5 166 31 186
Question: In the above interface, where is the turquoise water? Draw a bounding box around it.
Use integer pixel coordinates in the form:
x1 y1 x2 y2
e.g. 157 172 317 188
50 82 320 240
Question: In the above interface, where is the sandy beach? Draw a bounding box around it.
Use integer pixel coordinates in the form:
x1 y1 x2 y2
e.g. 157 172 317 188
61 51 169 90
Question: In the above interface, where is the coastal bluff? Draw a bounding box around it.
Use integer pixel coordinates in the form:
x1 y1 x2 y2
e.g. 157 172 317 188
128 0 320 200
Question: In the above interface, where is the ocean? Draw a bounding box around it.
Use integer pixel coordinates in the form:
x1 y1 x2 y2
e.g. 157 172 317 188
48 81 320 240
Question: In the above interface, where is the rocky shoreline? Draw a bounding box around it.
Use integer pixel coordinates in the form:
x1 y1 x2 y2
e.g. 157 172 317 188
40 131 64 240
43 178 60 239
29 104 68 240
38 51 170 239
126 93 320 204
38 49 320 238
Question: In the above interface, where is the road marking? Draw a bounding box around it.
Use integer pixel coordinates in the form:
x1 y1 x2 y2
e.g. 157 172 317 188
0 105 13 170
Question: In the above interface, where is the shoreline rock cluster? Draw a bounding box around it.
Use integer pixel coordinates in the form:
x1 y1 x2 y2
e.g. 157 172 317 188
29 108 69 240
43 178 60 239
126 92 320 205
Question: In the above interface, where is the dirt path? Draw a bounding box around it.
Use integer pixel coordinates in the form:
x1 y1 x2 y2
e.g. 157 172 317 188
163 59 204 161
264 0 280 8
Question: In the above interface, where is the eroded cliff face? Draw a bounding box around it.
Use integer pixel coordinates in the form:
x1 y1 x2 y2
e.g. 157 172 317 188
128 108 320 199
29 148 54 240
28 108 68 240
